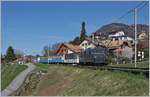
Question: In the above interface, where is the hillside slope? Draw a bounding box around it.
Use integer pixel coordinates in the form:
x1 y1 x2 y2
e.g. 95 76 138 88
32 64 148 96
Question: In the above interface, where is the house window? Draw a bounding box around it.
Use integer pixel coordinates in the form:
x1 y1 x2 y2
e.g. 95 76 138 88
85 43 87 46
115 38 118 41
112 38 115 41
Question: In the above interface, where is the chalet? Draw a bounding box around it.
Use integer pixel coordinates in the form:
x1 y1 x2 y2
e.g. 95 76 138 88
92 30 134 48
79 38 96 50
108 30 134 45
56 43 82 55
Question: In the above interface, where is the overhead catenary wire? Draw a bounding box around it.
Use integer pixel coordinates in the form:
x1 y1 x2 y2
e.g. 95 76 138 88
113 1 147 23
101 1 148 53
138 1 149 12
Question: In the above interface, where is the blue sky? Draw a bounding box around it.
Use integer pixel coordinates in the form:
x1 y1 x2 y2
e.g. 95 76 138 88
2 1 149 55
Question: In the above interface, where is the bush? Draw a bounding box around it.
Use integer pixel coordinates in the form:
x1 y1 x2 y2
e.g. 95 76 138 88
143 48 149 58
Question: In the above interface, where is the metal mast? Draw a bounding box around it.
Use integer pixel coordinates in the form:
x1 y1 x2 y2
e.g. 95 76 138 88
48 44 50 64
134 8 137 68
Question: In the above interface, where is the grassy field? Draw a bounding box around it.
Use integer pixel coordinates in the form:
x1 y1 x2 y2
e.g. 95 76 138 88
33 63 149 96
1 64 27 90
109 61 149 68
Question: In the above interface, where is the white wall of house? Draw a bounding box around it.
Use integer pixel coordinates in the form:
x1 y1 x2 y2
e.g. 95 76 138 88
80 40 95 50
67 49 74 54
126 37 134 41
114 46 133 59
109 31 125 37
108 31 134 44
122 46 133 59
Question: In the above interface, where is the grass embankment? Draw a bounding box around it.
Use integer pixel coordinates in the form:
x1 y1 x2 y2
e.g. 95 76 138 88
36 63 49 71
109 61 149 68
34 63 148 96
1 64 27 90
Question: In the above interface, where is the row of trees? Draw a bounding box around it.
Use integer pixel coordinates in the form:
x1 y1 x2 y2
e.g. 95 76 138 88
42 43 62 57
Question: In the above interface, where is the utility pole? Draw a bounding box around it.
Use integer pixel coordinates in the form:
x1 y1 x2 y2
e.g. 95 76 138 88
134 8 137 68
48 44 50 64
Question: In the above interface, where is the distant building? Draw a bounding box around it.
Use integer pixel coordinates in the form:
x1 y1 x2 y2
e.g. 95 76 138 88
24 55 36 63
114 42 133 59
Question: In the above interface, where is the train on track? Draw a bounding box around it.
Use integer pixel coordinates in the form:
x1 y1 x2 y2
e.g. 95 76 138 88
38 46 109 66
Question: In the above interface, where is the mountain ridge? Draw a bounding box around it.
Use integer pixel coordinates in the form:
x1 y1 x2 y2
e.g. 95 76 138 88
94 23 149 38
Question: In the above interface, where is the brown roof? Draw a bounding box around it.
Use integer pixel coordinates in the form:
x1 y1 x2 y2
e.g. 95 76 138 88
56 43 82 54
65 44 82 53
83 37 106 47
49 51 56 55
102 40 131 49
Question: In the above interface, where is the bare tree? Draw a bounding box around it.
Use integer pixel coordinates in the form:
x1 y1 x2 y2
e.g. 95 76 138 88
14 49 24 59
42 42 62 57
42 45 49 57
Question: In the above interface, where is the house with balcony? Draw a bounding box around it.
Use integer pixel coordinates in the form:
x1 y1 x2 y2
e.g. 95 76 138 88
108 30 134 45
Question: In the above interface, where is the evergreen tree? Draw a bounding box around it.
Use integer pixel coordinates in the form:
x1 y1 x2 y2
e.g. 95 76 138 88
5 46 16 62
69 36 80 45
80 21 87 42
69 21 88 45
42 46 49 57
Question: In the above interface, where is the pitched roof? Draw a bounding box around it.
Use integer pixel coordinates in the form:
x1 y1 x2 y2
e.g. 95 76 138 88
49 51 56 55
82 37 106 47
103 40 131 49
56 43 82 54
65 43 82 53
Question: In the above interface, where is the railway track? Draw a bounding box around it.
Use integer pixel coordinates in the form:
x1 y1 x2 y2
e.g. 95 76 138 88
64 64 149 78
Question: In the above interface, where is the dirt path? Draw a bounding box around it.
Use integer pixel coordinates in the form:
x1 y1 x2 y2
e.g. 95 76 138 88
1 63 35 96
36 78 70 96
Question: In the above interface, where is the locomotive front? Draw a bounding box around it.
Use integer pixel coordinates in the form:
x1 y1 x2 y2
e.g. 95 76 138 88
79 46 108 65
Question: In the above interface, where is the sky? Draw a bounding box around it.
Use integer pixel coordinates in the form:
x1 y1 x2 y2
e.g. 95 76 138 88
1 1 149 55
